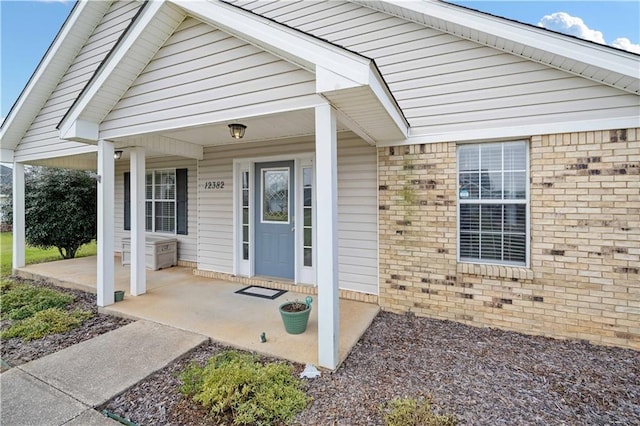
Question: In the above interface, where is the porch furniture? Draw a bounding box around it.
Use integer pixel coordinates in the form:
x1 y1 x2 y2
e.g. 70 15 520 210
122 236 177 270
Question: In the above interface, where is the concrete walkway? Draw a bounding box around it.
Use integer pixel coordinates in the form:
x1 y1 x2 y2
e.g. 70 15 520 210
0 320 207 426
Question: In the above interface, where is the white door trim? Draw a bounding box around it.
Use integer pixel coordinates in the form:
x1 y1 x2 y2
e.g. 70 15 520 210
233 152 315 284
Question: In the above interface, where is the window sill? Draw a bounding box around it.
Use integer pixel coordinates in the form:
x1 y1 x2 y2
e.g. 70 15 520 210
457 262 534 280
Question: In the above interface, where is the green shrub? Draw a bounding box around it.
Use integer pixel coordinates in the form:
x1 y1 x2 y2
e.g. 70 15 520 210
0 278 15 293
381 397 457 426
179 350 310 426
1 308 92 341
0 284 74 320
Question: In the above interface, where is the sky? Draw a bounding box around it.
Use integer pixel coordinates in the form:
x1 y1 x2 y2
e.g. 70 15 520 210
1 0 639 122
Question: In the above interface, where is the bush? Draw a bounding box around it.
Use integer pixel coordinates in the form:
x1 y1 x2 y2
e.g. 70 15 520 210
180 350 310 426
0 278 15 293
0 284 74 320
1 308 92 341
381 397 457 426
25 167 97 259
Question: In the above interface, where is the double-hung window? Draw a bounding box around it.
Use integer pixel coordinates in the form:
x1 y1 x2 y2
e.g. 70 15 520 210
124 168 187 235
457 141 528 266
146 170 176 233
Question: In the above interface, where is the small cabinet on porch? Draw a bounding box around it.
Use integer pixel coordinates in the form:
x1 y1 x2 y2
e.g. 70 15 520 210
122 236 178 270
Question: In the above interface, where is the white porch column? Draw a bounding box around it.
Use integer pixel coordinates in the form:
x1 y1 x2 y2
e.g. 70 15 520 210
97 140 115 307
12 162 25 271
315 103 339 369
130 147 146 296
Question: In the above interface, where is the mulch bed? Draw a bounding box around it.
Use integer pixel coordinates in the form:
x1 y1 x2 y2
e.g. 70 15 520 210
101 311 640 425
0 277 132 369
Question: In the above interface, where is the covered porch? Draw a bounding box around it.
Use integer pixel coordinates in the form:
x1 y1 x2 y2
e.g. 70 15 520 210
15 257 379 368
8 0 407 370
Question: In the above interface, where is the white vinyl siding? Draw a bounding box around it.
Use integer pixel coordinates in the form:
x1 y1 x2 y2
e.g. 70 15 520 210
100 17 316 138
197 135 378 295
336 139 378 294
114 157 198 262
14 1 142 162
230 0 639 136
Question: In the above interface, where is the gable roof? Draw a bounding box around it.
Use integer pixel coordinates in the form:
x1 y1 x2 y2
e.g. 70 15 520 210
57 0 408 144
355 0 638 94
2 0 638 161
0 1 113 161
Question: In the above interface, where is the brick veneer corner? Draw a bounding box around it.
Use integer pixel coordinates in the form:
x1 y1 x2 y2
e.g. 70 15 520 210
378 129 639 350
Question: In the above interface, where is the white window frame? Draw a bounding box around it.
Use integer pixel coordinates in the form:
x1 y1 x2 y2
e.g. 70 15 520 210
456 140 530 268
145 168 177 234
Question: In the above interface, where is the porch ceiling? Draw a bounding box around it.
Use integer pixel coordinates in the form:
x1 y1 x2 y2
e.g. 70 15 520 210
157 109 350 146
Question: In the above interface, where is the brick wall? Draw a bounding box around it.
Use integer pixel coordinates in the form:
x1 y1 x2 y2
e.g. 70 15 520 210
378 128 639 350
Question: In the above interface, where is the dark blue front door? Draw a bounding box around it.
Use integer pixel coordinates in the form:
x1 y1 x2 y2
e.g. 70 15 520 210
255 161 295 279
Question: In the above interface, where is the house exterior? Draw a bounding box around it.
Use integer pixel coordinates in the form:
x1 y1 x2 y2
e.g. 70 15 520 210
1 0 638 368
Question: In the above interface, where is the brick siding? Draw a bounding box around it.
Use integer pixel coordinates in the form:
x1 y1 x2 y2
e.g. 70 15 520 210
378 128 639 350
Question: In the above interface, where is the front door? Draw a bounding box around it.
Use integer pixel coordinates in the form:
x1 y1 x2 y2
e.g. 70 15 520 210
255 161 295 279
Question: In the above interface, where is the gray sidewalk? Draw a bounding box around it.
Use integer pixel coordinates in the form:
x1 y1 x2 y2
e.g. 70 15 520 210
0 320 208 426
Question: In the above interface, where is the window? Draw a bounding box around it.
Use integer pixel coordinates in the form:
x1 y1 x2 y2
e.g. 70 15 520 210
457 141 528 266
302 167 313 267
241 170 250 260
261 168 290 223
124 168 187 235
146 170 176 233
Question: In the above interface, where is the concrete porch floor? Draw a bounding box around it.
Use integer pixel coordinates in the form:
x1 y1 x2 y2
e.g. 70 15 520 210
16 256 379 368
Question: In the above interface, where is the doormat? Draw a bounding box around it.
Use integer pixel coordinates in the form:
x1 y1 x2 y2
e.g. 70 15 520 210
235 285 287 300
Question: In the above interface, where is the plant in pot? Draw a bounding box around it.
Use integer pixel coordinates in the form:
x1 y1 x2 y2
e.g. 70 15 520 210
279 296 313 334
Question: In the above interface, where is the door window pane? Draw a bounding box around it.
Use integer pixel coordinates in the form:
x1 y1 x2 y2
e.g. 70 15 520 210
262 169 289 222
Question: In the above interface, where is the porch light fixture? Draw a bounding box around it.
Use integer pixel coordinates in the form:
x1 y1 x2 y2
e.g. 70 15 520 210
114 150 123 160
228 123 247 139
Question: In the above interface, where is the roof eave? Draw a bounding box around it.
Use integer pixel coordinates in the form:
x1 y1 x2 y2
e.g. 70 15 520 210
0 1 112 152
62 0 408 144
353 0 639 93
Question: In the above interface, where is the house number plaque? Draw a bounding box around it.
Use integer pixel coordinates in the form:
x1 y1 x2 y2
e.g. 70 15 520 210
203 181 225 190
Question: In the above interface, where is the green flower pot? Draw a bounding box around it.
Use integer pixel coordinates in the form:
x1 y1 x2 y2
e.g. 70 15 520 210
114 290 125 302
279 300 312 334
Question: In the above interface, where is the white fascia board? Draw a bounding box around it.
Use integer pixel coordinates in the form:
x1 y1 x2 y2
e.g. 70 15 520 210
58 1 168 139
1 149 14 163
171 0 372 84
60 119 100 143
100 94 326 140
367 65 409 138
378 115 640 147
0 1 108 150
317 65 408 140
120 135 204 160
371 0 639 80
316 66 362 93
14 144 98 164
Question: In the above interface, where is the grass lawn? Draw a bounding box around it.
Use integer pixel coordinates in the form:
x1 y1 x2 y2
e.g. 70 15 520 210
0 232 97 277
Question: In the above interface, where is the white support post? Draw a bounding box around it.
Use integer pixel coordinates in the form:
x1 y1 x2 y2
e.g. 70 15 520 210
315 103 339 370
130 147 146 296
12 163 25 271
97 140 115 307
